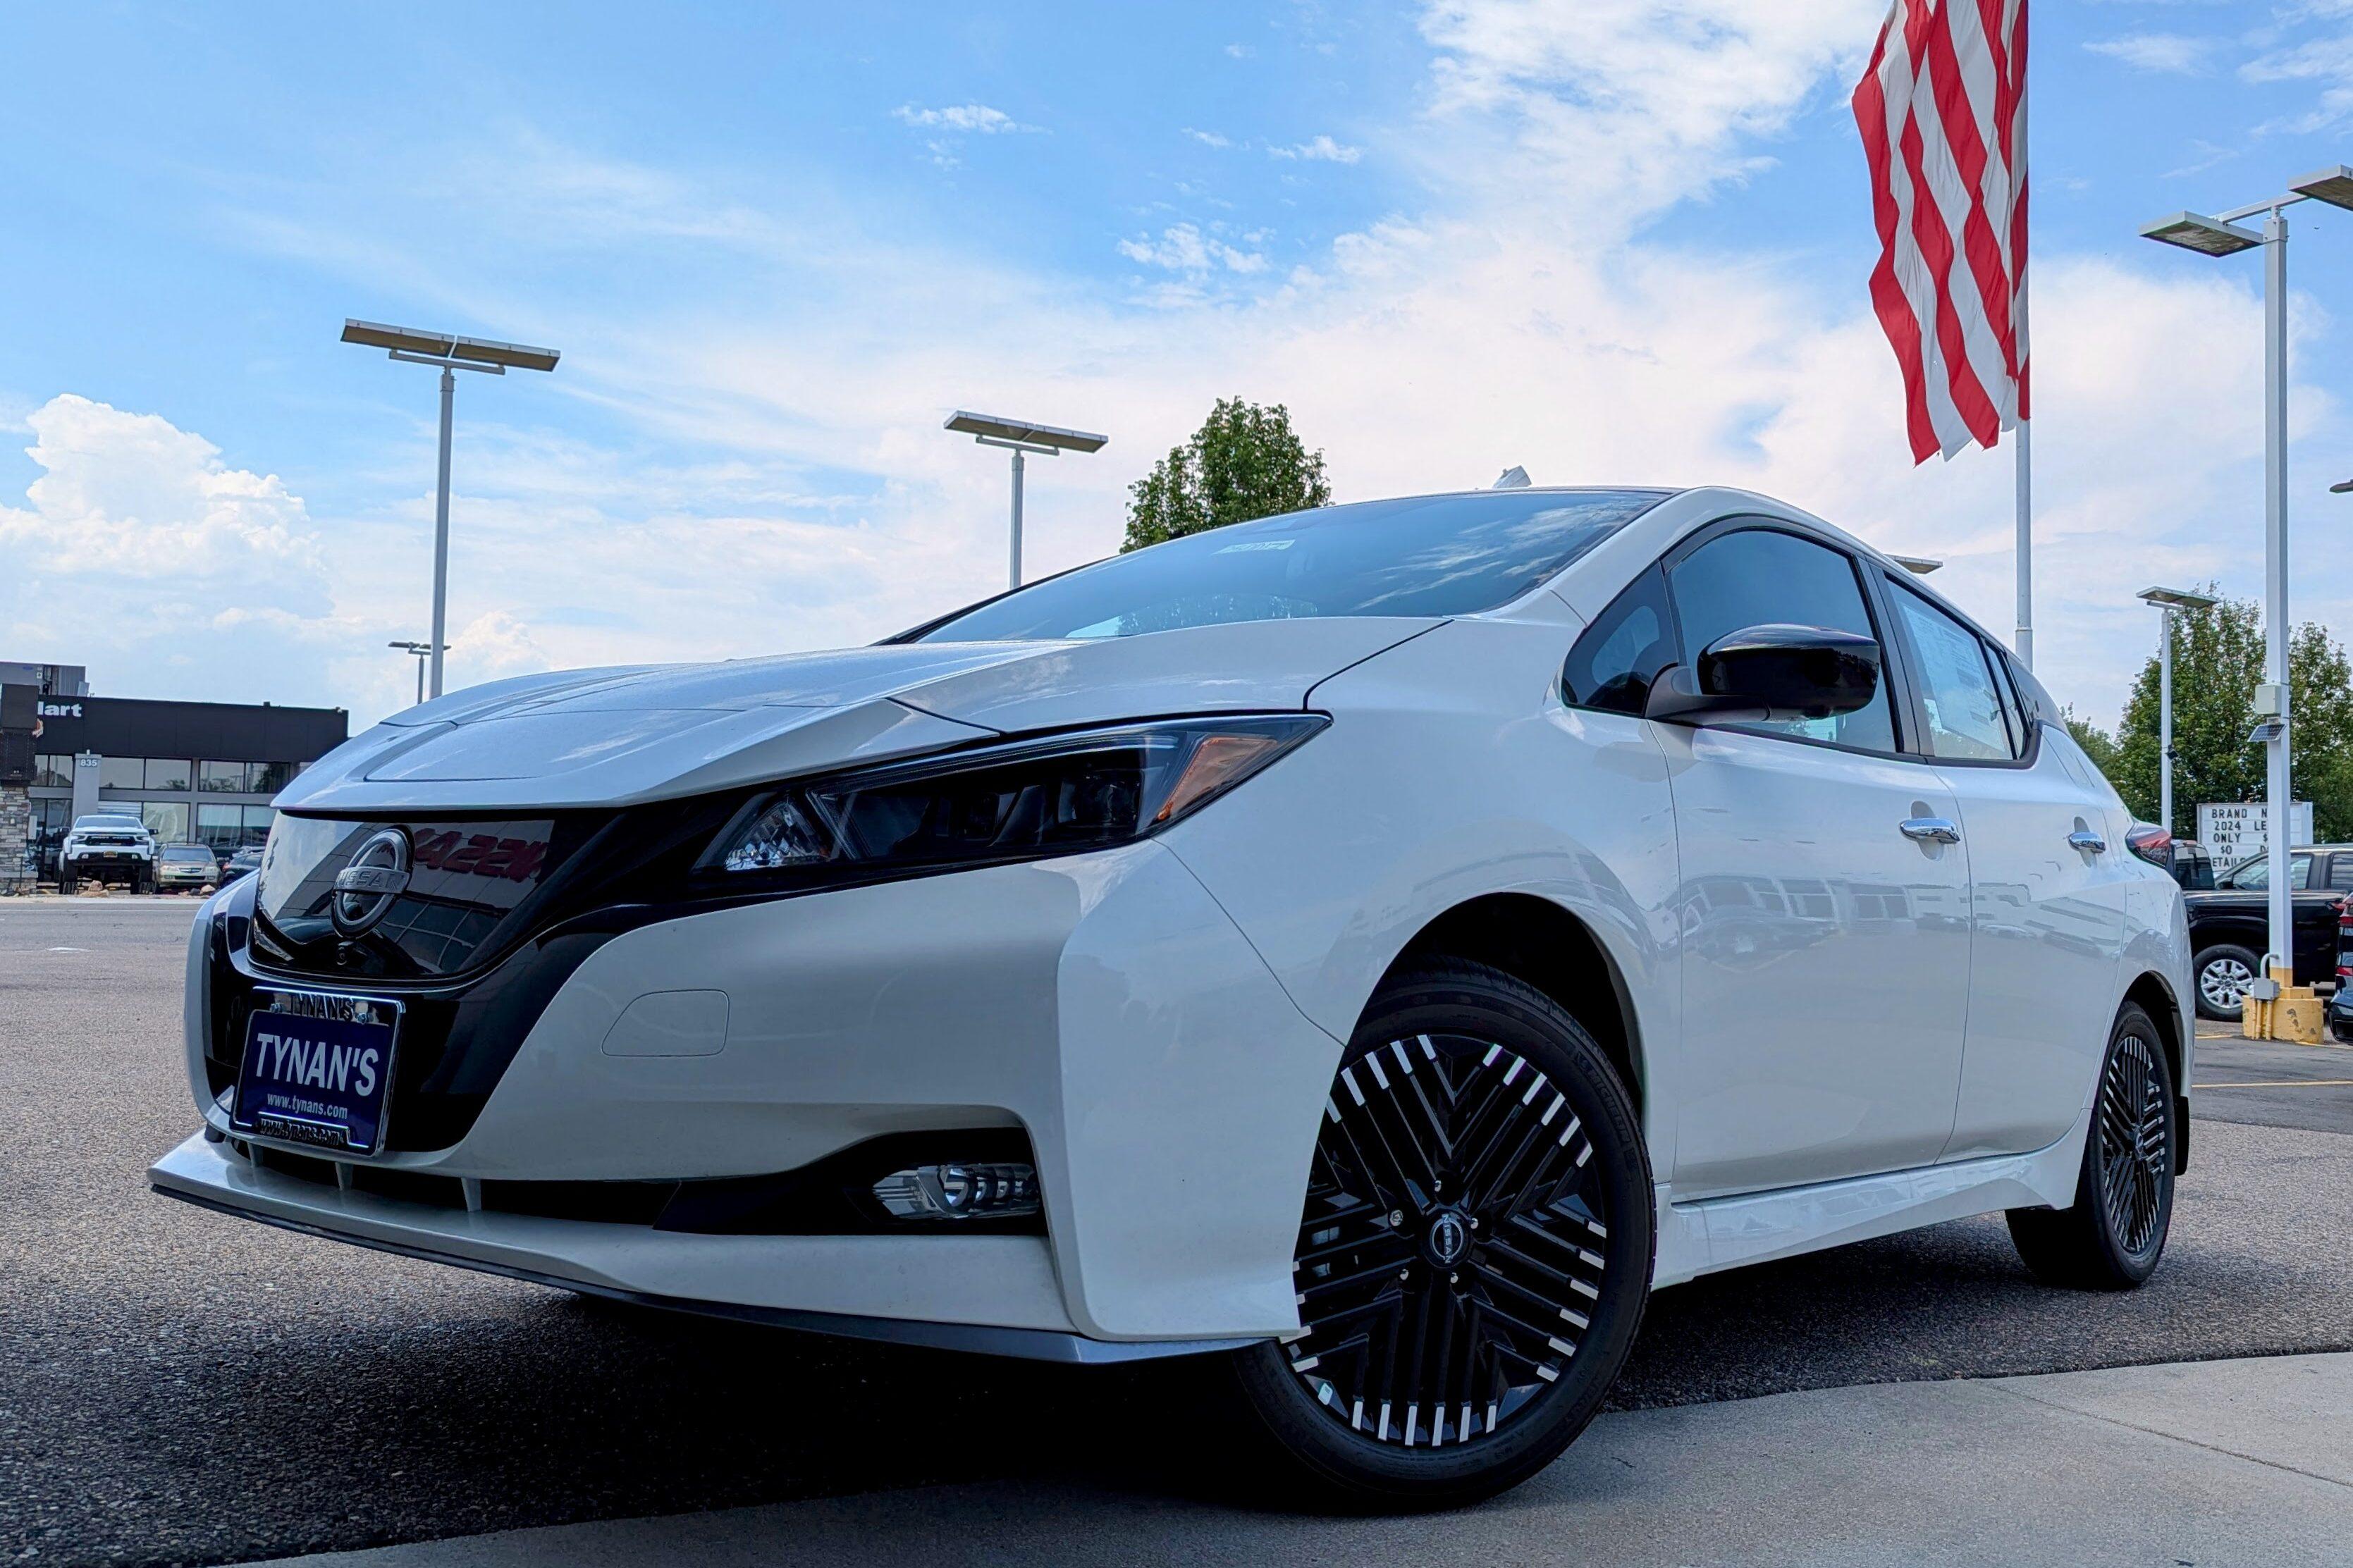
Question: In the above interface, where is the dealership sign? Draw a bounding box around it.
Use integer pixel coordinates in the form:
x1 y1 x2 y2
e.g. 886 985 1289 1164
2197 801 2316 868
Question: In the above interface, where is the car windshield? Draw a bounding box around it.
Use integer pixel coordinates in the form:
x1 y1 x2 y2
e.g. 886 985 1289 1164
913 490 1667 643
73 817 143 832
163 846 213 861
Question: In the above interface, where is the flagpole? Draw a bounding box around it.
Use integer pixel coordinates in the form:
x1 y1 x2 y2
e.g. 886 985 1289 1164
2013 18 2032 672
2015 414 2032 669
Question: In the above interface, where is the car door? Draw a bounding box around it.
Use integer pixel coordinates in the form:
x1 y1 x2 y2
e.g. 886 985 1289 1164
1877 579 2129 1163
1645 521 1972 1199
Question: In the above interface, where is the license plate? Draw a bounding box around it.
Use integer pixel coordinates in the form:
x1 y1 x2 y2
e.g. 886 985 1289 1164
231 990 402 1156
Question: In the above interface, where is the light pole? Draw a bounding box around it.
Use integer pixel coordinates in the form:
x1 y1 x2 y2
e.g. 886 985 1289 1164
2142 166 2353 1003
387 639 447 708
343 320 560 699
944 412 1108 590
2136 587 2220 839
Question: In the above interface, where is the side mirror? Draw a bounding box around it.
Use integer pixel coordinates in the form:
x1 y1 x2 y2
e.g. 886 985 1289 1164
1645 623 1881 725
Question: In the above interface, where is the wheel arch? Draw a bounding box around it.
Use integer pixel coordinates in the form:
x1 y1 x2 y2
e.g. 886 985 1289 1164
1375 892 1646 1115
2122 968 2192 1175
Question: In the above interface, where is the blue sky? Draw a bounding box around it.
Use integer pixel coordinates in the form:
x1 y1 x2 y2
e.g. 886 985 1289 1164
8 1 2353 729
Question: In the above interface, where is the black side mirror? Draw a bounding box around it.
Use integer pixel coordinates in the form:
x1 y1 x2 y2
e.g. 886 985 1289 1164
1645 623 1881 725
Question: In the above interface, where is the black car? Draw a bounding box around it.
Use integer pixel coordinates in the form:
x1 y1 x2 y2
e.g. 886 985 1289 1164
2184 844 2353 1022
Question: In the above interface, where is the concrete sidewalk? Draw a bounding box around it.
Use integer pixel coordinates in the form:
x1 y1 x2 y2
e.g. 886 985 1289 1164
259 1352 2352 1567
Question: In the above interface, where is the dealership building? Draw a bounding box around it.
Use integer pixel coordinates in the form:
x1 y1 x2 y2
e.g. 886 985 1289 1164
1 660 348 882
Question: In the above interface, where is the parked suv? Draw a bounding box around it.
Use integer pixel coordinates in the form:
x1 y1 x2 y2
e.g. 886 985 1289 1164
2184 844 2353 1021
58 814 156 893
154 486 2191 1507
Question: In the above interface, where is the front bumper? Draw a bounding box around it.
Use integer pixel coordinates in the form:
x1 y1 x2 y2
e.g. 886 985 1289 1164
155 839 1343 1350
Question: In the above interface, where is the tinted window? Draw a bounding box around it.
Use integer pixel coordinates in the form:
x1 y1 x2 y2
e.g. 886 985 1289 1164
199 761 247 792
99 756 143 790
1564 564 1676 715
145 758 192 791
1889 586 2015 760
916 490 1666 643
1666 527 1896 752
2329 857 2353 892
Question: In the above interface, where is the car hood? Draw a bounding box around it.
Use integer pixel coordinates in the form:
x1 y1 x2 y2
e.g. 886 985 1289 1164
276 617 1439 813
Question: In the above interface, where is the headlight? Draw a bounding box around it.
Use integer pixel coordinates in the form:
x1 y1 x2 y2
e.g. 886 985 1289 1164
706 714 1327 877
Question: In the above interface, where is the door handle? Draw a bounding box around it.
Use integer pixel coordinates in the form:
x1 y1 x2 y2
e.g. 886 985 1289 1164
2069 829 2108 854
1900 817 1961 844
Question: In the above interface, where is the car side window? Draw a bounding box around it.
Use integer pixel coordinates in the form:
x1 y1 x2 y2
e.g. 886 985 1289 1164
1664 527 1897 752
1563 564 1676 715
1888 586 2015 760
2329 857 2353 892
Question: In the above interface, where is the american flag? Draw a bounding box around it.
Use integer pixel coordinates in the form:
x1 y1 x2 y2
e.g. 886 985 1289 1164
1854 0 2029 464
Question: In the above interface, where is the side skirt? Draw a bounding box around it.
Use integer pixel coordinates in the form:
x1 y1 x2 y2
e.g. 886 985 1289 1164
1650 1109 2090 1288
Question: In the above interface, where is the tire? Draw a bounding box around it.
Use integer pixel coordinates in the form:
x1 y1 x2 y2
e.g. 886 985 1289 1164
2005 1001 2177 1290
1228 958 1654 1510
57 870 76 895
2192 944 2260 1022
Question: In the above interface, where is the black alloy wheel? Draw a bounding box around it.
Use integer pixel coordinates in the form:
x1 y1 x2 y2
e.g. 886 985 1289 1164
1230 960 1652 1507
2008 1001 2177 1289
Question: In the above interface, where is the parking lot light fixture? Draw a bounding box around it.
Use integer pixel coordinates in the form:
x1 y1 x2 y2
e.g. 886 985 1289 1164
944 411 1108 590
1889 555 1943 575
2137 587 2221 838
343 319 560 700
2139 185 2322 1007
387 639 448 708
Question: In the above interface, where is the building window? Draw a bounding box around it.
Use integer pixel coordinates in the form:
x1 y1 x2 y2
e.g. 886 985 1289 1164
242 805 276 844
140 802 190 844
100 755 145 791
144 758 193 791
32 754 70 789
199 761 247 793
27 798 70 875
195 804 244 853
249 760 293 795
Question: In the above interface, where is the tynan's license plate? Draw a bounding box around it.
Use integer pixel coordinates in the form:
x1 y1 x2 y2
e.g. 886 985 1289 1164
231 990 402 1156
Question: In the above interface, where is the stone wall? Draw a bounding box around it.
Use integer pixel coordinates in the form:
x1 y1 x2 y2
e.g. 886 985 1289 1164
0 782 30 889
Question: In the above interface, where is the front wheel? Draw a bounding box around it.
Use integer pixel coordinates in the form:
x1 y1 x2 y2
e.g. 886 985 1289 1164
2006 1001 2177 1290
1229 959 1654 1509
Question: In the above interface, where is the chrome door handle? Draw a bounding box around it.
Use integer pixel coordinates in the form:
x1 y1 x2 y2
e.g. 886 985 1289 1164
2069 829 2108 854
1900 817 1961 844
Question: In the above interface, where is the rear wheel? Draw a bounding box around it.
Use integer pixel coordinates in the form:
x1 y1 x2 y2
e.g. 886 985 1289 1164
2006 1001 2176 1290
2192 944 2259 1022
1229 959 1654 1509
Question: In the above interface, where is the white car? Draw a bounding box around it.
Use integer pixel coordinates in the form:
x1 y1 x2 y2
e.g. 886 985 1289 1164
152 486 2191 1505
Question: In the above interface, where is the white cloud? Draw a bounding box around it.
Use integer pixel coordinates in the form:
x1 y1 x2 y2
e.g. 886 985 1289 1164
1116 223 1268 276
891 103 1034 135
1269 135 1363 163
2086 33 2217 75
1183 127 1232 148
1224 43 1253 59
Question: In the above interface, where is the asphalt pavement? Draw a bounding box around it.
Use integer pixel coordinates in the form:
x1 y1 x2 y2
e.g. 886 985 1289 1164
5 897 2352 1567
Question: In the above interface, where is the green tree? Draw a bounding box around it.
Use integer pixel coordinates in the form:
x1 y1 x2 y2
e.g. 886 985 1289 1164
2109 589 2353 841
1122 397 1332 552
2064 707 2119 777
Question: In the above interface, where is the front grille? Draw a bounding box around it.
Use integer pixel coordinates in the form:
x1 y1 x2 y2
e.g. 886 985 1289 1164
253 815 602 981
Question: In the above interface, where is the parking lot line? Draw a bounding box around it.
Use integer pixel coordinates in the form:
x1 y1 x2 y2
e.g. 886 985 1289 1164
2195 1080 2353 1089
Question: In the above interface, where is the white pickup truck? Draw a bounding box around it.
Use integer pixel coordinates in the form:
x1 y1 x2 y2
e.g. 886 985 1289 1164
59 813 157 892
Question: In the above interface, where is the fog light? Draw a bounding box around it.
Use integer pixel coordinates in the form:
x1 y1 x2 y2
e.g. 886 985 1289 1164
873 1162 1040 1220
